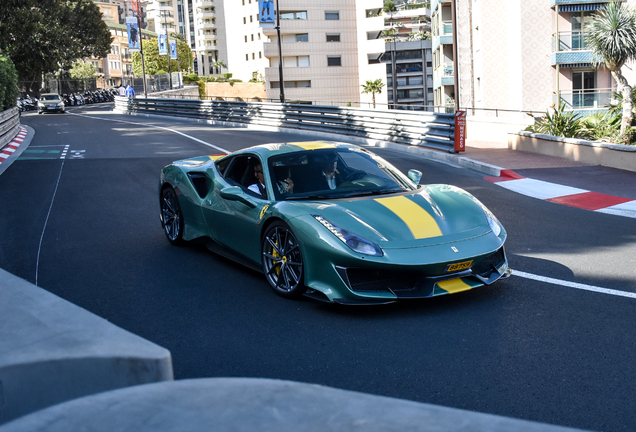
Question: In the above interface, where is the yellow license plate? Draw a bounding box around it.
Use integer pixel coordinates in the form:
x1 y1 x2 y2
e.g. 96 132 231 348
445 260 472 272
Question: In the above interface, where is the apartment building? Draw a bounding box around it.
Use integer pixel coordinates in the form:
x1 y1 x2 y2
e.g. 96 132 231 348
96 1 156 87
381 3 433 109
143 0 267 81
432 0 636 115
261 0 386 106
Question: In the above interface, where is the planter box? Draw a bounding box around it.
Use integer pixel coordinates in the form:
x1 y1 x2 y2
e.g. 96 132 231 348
509 131 636 173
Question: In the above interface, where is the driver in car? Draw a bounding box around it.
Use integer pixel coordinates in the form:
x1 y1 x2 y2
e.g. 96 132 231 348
248 163 294 197
317 153 342 190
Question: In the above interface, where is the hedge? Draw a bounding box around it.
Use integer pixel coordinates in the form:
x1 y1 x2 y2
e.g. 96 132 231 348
0 55 19 111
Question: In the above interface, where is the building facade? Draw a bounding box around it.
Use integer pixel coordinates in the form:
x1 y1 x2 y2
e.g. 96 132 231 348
96 1 156 88
432 0 636 115
261 0 385 106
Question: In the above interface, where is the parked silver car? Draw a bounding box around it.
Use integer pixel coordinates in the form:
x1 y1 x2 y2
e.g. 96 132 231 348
37 93 65 114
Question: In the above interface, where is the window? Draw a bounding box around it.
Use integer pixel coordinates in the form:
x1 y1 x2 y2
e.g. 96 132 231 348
243 17 246 24
271 81 311 89
250 15 253 22
325 11 339 20
280 11 307 20
327 56 341 66
259 52 262 58
296 33 308 42
326 34 340 42
246 54 249 61
252 53 255 59
245 35 248 42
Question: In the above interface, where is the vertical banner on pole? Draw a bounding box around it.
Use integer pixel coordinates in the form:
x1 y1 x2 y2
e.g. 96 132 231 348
169 40 178 60
258 0 275 28
454 110 466 152
158 32 167 55
126 16 140 52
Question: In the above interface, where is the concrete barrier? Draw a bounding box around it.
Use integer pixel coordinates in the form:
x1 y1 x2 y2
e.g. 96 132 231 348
0 268 173 425
0 378 588 432
509 131 636 173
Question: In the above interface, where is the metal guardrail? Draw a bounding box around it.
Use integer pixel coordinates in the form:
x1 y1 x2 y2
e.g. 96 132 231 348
115 97 458 152
0 107 20 150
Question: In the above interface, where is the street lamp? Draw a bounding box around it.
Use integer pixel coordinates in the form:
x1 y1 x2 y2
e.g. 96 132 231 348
275 0 285 103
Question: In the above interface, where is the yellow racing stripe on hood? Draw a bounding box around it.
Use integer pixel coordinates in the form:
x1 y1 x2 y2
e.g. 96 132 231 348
291 141 337 150
376 196 442 239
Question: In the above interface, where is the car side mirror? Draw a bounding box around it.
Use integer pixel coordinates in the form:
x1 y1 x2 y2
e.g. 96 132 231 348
220 187 256 208
407 169 422 185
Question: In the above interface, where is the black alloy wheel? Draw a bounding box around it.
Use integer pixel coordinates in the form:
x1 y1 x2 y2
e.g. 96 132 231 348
262 222 305 298
161 187 185 245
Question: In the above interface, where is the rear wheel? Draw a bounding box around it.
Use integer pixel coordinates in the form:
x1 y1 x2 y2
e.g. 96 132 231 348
161 187 185 245
262 222 305 298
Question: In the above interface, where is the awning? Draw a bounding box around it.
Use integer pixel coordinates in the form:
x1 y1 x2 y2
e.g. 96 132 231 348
557 63 593 68
556 3 606 12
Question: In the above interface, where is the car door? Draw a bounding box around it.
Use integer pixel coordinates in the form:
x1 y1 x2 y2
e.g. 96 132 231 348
201 153 270 264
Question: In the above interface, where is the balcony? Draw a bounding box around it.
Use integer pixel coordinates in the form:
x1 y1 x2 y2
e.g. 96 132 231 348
197 0 214 7
556 88 613 110
199 11 216 18
200 33 216 41
200 20 215 29
552 31 589 52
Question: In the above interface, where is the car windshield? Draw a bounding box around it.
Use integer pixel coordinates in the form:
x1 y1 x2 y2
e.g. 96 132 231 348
267 147 417 201
41 95 60 101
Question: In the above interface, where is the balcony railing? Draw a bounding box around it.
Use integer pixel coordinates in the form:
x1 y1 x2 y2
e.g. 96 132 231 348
556 88 613 109
552 31 589 52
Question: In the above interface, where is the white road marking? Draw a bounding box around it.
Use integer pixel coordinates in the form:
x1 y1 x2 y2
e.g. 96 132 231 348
69 112 229 153
496 178 588 200
512 269 636 299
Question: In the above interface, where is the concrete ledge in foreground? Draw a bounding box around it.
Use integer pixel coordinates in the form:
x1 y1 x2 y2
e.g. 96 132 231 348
0 268 173 425
0 378 590 432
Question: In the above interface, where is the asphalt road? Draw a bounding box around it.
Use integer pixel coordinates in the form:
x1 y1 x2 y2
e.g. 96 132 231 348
2 105 636 432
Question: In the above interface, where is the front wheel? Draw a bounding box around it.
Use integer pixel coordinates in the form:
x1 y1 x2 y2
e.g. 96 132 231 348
262 222 305 298
160 186 185 245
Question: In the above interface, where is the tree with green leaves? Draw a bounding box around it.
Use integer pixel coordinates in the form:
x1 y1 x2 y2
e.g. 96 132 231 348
361 79 385 109
587 1 636 143
211 59 227 75
0 0 112 93
69 61 97 79
131 37 193 76
0 55 19 111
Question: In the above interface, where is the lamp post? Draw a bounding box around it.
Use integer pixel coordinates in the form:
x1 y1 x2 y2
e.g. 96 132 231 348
275 0 285 103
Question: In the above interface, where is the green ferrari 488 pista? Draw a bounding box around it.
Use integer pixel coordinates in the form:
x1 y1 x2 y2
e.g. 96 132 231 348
159 141 509 304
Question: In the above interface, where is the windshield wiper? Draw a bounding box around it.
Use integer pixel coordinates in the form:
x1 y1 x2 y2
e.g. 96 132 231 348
285 194 332 200
338 189 404 198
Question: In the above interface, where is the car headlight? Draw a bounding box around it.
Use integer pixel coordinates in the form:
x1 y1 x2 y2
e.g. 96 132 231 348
57 103 63 108
484 209 502 237
313 215 383 257
38 102 45 108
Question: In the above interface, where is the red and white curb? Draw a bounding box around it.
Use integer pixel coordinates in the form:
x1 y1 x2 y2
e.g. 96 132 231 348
0 127 27 165
486 170 636 219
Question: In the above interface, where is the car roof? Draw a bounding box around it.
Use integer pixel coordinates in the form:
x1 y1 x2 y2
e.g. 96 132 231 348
236 141 359 158
40 93 60 97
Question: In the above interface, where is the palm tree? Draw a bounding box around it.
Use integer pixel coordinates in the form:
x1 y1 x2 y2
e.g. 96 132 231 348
211 59 227 74
361 79 385 109
586 1 636 143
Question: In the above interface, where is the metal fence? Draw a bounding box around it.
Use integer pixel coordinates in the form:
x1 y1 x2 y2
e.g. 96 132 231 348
115 96 458 152
0 107 20 150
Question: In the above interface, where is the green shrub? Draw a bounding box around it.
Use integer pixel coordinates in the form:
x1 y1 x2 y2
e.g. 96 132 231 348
0 55 19 111
525 101 583 138
184 73 200 83
580 111 621 142
197 80 205 99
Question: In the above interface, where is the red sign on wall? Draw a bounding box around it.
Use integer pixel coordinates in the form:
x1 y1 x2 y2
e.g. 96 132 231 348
454 110 466 153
